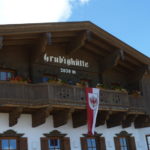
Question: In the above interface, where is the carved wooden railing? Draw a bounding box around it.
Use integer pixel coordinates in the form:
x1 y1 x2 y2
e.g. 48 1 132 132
0 82 145 112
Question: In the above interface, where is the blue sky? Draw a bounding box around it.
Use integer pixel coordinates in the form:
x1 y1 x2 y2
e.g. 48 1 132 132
69 0 150 57
0 0 149 57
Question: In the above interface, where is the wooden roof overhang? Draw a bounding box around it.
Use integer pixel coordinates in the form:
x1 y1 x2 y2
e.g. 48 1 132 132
0 21 149 76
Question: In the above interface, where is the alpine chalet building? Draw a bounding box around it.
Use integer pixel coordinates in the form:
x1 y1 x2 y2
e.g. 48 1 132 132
0 22 149 150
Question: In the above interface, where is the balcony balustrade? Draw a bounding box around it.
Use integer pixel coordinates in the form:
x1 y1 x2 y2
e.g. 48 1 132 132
0 82 145 112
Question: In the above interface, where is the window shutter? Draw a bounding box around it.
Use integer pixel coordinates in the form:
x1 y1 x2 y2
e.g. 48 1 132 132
40 137 48 150
80 137 87 150
98 137 106 150
114 137 120 150
19 138 28 150
128 137 136 150
62 137 71 150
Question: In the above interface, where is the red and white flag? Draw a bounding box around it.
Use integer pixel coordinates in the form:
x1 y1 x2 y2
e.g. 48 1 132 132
86 88 100 135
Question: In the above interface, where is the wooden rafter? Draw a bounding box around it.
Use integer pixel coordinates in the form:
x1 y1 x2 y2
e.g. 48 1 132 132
9 107 23 127
32 107 52 127
72 110 87 128
96 111 110 127
122 114 137 128
106 112 126 128
66 30 92 55
52 109 73 128
134 115 150 128
32 32 51 63
84 42 108 57
99 49 124 73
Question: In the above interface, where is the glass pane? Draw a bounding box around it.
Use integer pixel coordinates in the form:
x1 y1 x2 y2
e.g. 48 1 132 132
43 77 49 82
147 136 150 143
91 139 96 147
1 72 7 80
87 139 92 147
7 72 12 80
2 140 9 149
120 138 124 147
9 139 16 149
55 139 60 148
49 139 60 149
123 138 126 146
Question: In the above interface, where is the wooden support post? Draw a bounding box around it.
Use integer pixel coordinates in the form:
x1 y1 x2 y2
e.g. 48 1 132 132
66 30 92 55
72 110 87 128
9 107 23 127
52 109 72 128
106 112 126 128
0 36 3 49
32 107 52 127
99 49 124 73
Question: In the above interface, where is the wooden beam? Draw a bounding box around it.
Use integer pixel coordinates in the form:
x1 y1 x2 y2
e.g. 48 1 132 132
99 49 124 73
84 42 107 57
106 112 126 128
122 114 137 128
66 30 92 55
96 111 110 127
72 110 87 128
52 109 72 128
33 32 51 63
32 107 52 127
134 115 150 128
90 38 113 52
0 36 3 49
9 107 23 127
128 65 150 83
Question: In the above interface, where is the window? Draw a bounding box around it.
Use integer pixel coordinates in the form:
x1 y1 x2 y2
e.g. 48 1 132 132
80 134 106 150
146 135 150 150
0 130 28 150
41 130 70 150
48 138 61 150
0 70 14 81
0 138 17 150
86 138 97 150
119 137 129 150
114 131 136 150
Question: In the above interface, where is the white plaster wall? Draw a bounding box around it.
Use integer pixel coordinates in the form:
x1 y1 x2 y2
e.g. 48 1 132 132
0 113 149 150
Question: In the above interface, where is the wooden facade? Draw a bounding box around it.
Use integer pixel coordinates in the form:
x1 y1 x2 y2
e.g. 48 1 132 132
0 21 149 130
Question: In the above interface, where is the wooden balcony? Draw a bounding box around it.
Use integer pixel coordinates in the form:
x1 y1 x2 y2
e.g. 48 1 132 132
0 82 145 113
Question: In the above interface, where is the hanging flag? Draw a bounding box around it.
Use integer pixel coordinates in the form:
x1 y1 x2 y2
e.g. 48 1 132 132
85 88 100 135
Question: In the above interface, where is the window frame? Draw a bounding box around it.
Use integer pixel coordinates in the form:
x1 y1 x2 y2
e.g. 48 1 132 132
146 134 150 150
